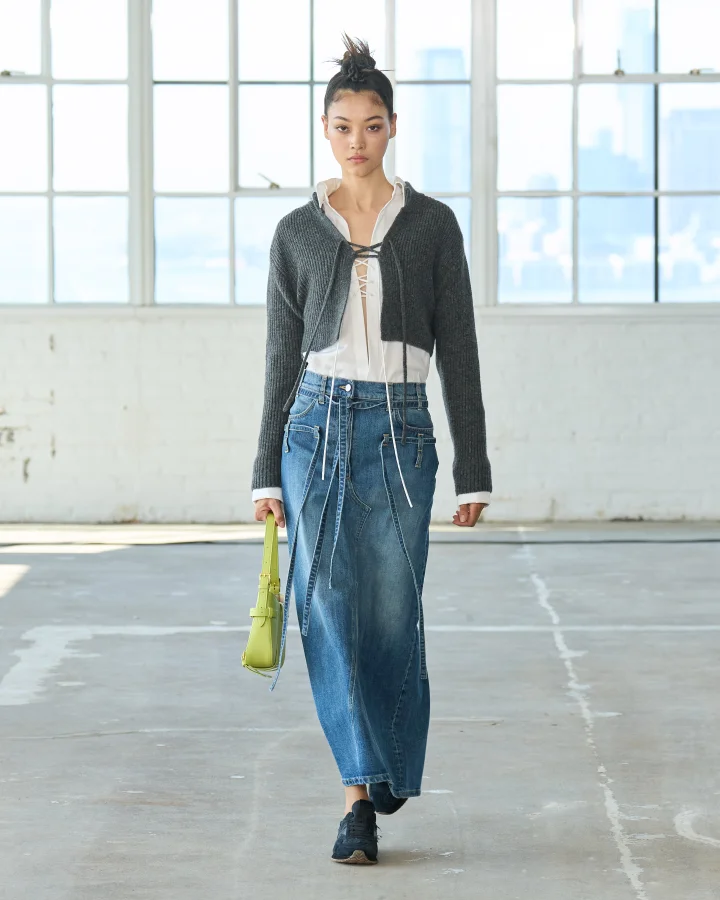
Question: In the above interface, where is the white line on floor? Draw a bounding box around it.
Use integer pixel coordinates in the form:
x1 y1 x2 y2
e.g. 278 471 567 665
2 727 318 739
0 545 129 555
1 719 502 740
426 625 720 632
0 626 250 706
0 564 29 598
2 621 719 707
520 544 650 900
674 810 720 849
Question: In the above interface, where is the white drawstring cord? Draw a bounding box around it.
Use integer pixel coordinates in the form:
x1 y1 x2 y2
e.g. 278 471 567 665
322 254 358 480
319 250 412 508
321 339 340 480
377 264 413 508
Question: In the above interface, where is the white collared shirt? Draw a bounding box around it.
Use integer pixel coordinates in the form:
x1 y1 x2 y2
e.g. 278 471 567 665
251 175 491 509
305 175 431 383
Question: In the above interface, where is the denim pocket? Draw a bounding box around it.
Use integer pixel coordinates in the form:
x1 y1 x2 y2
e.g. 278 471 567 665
288 391 318 421
285 421 319 451
391 404 434 432
381 430 439 478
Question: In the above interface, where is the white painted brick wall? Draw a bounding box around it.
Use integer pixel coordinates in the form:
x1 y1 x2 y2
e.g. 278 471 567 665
0 306 718 523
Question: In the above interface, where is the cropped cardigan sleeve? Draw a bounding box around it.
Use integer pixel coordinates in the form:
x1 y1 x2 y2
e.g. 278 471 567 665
432 206 492 496
250 223 303 492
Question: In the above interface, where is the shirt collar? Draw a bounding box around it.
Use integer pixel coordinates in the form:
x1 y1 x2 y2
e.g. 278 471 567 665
315 174 406 210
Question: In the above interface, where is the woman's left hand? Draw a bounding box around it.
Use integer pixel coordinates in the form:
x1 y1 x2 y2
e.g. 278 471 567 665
452 503 487 527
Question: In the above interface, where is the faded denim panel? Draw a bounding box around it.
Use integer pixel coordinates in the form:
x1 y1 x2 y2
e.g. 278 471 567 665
277 369 438 796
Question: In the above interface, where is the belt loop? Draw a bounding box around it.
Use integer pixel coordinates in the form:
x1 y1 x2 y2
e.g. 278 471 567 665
318 374 327 404
416 383 422 408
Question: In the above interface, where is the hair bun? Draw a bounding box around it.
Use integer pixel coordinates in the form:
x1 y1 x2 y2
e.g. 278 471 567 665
340 46 376 83
324 35 393 119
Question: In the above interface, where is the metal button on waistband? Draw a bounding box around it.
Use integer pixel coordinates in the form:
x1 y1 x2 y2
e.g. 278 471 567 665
342 384 351 391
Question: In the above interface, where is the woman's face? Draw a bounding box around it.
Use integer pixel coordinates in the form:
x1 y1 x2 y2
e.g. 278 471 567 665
322 90 396 178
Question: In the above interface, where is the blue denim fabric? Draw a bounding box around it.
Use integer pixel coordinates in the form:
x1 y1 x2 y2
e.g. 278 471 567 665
275 368 438 797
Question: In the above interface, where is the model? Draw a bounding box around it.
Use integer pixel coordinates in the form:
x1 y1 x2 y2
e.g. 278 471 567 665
251 33 492 865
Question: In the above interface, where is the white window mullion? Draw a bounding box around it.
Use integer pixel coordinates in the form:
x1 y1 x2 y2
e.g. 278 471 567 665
229 0 238 304
42 0 53 304
309 0 314 186
128 0 154 305
473 0 496 306
572 0 581 304
385 0 396 178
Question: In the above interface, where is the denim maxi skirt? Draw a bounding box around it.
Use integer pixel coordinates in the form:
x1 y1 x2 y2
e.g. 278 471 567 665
274 368 438 797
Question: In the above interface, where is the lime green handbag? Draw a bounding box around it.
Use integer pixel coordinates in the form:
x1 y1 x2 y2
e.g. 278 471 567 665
242 511 287 677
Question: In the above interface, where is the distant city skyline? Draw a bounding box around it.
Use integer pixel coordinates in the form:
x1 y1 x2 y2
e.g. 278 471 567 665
496 5 720 303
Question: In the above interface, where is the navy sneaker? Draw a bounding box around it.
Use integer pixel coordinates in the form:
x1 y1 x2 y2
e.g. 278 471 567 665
331 799 379 864
369 781 408 815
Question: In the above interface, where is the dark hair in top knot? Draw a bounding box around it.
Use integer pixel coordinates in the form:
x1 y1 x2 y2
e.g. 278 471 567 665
324 32 394 119
343 53 373 83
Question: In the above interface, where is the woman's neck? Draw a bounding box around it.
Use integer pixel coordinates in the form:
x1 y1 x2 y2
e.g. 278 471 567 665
329 170 394 215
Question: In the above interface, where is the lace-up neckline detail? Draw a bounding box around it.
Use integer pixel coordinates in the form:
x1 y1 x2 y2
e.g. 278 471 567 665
348 240 382 351
296 183 416 510
354 255 370 309
348 240 382 260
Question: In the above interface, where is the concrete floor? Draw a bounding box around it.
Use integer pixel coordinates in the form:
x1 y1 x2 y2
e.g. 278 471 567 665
1 523 719 899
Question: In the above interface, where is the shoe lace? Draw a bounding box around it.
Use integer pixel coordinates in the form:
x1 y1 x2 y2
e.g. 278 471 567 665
347 815 381 840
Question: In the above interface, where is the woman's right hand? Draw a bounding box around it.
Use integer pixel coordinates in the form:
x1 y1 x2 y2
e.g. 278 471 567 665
254 497 285 528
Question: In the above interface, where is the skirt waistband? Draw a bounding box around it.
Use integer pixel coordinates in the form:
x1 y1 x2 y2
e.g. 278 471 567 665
301 367 428 403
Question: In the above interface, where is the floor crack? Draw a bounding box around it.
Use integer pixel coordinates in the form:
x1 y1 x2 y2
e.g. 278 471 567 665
520 542 650 900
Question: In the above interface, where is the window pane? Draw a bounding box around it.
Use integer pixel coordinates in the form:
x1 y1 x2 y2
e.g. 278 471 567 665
497 86 572 192
579 85 654 191
155 198 230 304
238 0 309 81
313 0 385 83
313 84 341 184
660 85 720 192
154 86 228 192
0 197 47 304
439 197 471 266
51 0 127 79
582 0 655 75
396 0 470 80
0 0 41 74
152 0 228 82
579 197 654 303
498 198 572 304
53 85 128 191
54 197 129 303
497 0 573 79
660 197 720 303
659 0 720 74
395 84 470 192
235 197 309 305
239 86 310 188
0 85 47 191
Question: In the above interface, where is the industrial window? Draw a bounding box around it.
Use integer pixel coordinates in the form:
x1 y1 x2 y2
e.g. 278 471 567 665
496 0 720 303
0 0 716 305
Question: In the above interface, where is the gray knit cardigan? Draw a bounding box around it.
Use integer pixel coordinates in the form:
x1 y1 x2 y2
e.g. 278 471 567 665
250 179 492 497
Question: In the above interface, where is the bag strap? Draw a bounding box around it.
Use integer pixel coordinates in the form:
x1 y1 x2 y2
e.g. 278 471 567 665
259 511 280 597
